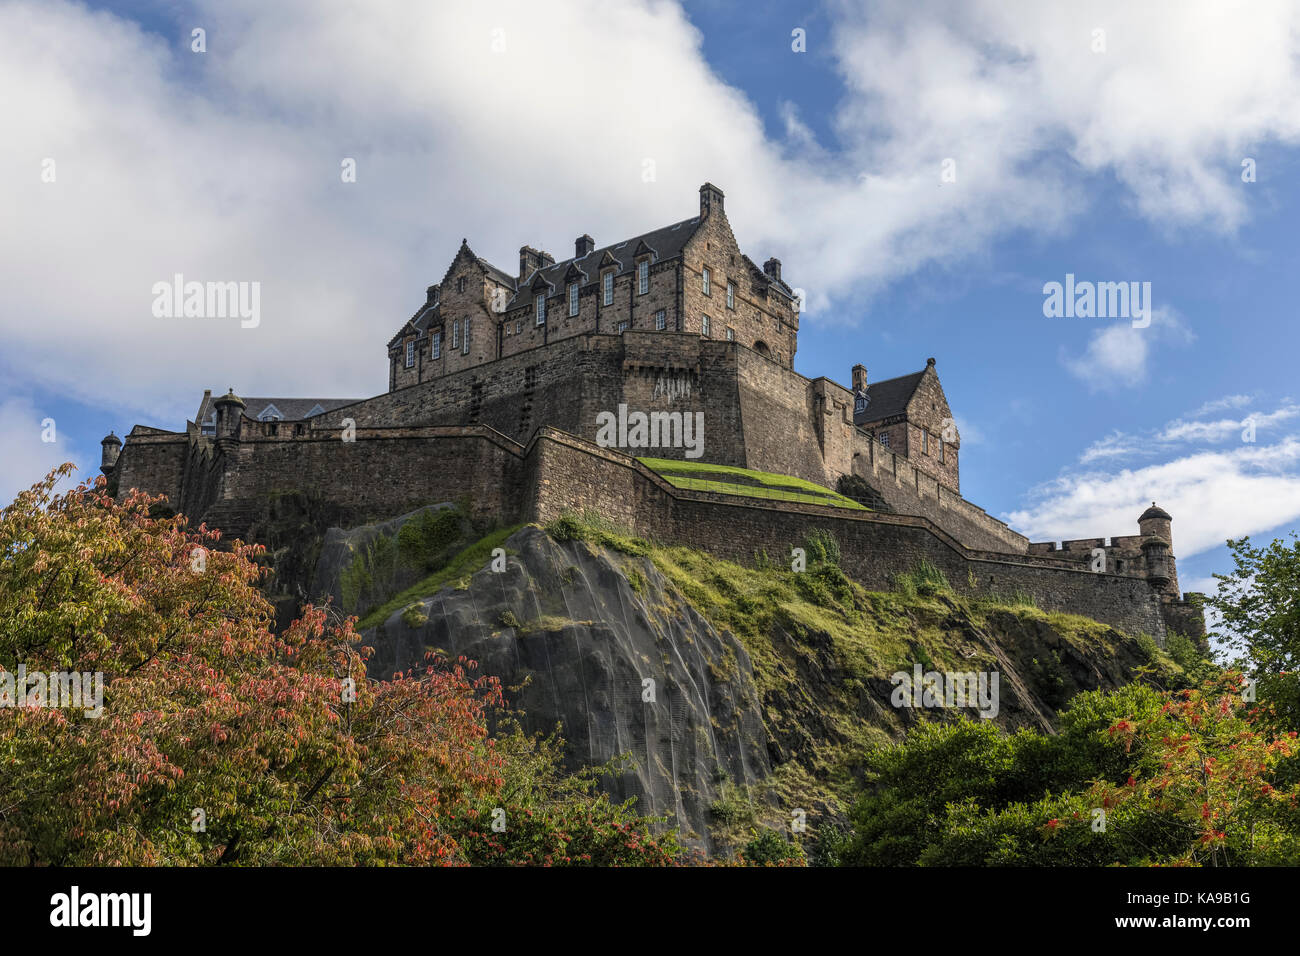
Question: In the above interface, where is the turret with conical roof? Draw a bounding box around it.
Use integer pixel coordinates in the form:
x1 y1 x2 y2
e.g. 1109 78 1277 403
212 388 246 448
100 431 122 475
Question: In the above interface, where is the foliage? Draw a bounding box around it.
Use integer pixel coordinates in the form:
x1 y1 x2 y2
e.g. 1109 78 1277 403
1209 534 1300 731
740 827 806 866
841 675 1300 866
0 467 672 866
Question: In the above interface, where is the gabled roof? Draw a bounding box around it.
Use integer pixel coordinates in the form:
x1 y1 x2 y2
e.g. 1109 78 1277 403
853 370 928 425
504 216 702 310
197 394 363 424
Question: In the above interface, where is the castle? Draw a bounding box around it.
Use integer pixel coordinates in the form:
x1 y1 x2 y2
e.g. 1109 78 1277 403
101 183 1204 643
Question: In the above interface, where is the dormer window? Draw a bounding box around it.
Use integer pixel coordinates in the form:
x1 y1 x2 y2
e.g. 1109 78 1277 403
452 319 460 349
569 282 579 316
535 294 546 325
462 317 470 354
432 330 442 359
638 260 649 295
702 267 711 296
602 271 614 305
405 341 415 367
201 413 216 436
726 281 734 309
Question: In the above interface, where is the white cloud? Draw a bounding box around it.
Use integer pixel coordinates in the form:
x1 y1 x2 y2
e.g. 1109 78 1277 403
0 398 87 508
3 0 1300 424
1061 306 1191 387
1158 404 1300 443
1193 394 1254 416
1007 437 1300 557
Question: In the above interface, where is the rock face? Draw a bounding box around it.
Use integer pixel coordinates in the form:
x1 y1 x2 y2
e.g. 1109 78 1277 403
361 526 771 849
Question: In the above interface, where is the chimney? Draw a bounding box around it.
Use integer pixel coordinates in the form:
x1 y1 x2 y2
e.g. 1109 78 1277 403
427 284 439 304
852 364 867 392
518 246 555 280
763 257 782 282
575 234 595 258
699 182 725 217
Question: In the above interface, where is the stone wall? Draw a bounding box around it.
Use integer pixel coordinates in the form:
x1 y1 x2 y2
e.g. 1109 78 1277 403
524 430 1169 641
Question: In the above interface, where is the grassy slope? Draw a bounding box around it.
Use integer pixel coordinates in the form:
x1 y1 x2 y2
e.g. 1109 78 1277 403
636 457 867 510
545 514 1182 834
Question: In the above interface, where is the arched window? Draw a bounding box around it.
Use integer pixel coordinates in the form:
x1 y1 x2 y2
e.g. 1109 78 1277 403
754 340 771 358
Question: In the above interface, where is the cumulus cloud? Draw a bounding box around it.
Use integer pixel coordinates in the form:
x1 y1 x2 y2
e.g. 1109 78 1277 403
1061 306 1192 387
1006 437 1300 557
3 0 1300 424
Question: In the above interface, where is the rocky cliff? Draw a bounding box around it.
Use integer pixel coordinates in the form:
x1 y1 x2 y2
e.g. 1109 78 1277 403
299 511 1175 855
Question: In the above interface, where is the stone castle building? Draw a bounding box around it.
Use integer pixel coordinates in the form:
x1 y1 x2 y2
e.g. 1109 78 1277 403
101 183 1204 643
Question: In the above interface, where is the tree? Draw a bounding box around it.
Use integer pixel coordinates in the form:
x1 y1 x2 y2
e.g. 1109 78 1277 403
0 466 677 865
1208 534 1300 731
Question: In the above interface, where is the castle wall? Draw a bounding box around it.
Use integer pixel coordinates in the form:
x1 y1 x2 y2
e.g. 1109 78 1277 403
525 430 1169 641
112 429 188 508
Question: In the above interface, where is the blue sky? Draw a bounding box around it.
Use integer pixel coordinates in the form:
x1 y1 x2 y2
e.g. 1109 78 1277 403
4 0 1300 605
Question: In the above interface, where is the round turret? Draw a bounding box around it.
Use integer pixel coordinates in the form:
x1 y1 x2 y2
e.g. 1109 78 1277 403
1141 535 1171 585
1138 501 1172 546
213 388 246 442
100 431 122 474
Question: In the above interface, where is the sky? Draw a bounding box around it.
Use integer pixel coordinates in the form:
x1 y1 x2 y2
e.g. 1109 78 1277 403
3 0 1300 606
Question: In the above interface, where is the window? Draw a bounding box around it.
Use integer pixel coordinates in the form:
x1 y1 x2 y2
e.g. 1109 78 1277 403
535 294 546 325
702 267 711 296
432 330 442 359
462 317 470 354
726 281 734 310
602 271 614 305
452 319 459 349
725 326 734 341
201 414 216 436
456 277 466 293
939 439 945 464
923 430 929 454
516 319 522 334
638 260 649 295
405 341 415 367
655 310 666 330
879 433 890 449
569 282 579 316
701 314 710 337
617 321 629 333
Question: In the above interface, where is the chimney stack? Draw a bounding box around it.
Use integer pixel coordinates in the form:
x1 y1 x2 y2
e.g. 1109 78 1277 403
763 257 782 282
699 182 725 217
852 364 867 392
518 246 555 280
575 234 595 258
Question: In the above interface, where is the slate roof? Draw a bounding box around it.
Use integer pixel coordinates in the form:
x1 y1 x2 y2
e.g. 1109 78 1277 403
196 394 362 424
1140 503 1172 521
852 370 927 425
503 216 702 310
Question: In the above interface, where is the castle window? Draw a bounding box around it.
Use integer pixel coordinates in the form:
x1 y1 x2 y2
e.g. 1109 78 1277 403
676 312 683 332
457 277 466 293
569 282 579 316
923 430 929 455
702 267 711 296
618 321 628 334
452 319 460 349
432 330 442 359
405 341 415 367
535 294 546 325
638 260 649 295
879 433 890 449
725 326 734 341
603 271 614 305
655 310 666 331
701 314 710 337
201 413 216 436
516 319 522 334
726 281 734 309
939 439 945 464
462 317 470 354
